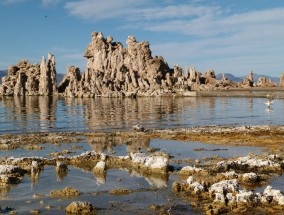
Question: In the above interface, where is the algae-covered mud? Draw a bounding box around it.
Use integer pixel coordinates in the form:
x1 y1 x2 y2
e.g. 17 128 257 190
0 126 283 214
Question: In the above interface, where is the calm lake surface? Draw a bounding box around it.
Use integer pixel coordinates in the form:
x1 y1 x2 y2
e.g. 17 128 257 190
0 96 283 134
0 96 283 214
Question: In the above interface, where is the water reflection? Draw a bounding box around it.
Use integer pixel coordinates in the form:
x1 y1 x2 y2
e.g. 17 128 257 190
0 96 283 134
1 96 57 133
87 135 150 154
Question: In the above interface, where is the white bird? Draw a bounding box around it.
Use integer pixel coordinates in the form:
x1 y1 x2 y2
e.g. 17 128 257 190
265 94 274 109
265 100 273 108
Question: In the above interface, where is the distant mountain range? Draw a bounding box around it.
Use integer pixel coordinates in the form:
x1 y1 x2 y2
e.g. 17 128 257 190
0 70 65 84
0 70 280 84
216 73 280 83
216 73 243 82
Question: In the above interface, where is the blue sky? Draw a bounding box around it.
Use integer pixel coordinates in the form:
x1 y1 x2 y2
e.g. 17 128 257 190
1 0 284 77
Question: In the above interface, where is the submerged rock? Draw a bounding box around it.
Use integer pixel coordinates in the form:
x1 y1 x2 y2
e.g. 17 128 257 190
50 187 81 198
65 201 95 214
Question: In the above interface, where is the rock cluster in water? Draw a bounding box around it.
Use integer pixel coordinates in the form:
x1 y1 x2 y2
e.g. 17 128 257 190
1 32 283 97
57 32 236 97
0 53 57 96
172 153 284 214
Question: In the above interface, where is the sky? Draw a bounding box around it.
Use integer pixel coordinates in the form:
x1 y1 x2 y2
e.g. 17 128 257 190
0 0 284 77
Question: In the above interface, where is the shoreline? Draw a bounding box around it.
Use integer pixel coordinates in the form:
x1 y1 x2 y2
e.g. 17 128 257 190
0 88 284 99
0 125 283 214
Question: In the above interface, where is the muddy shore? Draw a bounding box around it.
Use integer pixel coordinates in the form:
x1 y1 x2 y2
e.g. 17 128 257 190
0 125 283 214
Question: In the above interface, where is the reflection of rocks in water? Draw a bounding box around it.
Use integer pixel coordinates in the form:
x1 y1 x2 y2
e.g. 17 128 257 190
93 171 106 185
128 169 168 188
0 184 15 198
56 161 68 181
30 160 44 186
1 95 232 132
38 96 57 131
31 171 40 185
87 135 150 154
62 96 221 130
56 171 68 182
1 96 57 132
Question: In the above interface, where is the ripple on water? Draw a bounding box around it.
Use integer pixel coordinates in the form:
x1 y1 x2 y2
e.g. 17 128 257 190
0 96 283 133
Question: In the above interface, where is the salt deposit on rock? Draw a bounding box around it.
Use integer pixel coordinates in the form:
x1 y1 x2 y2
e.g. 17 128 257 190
130 152 168 173
217 155 282 171
190 181 204 194
263 185 284 205
144 156 168 169
214 192 226 203
220 171 238 179
0 165 24 185
0 165 23 175
236 155 281 167
186 176 194 185
180 166 204 174
236 190 254 203
240 172 258 183
209 179 239 195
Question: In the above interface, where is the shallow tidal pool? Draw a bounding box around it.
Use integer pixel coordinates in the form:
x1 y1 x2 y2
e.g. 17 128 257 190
0 137 268 214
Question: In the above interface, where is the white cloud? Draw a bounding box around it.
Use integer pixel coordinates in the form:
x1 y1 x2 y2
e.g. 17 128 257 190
65 0 149 20
64 0 284 76
145 7 284 37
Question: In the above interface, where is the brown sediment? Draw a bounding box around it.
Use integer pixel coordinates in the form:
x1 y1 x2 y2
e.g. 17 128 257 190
2 125 283 150
50 187 81 198
65 201 96 215
109 188 134 196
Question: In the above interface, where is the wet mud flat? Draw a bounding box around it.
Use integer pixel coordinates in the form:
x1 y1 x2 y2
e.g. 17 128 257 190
196 87 284 98
0 125 284 214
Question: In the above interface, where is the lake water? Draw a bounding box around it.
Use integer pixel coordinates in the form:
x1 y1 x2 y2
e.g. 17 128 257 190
0 96 283 214
0 96 283 134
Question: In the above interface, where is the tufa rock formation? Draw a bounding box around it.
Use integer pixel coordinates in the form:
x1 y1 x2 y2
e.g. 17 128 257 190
58 32 235 98
241 69 254 88
279 73 284 87
6 31 282 97
256 77 277 87
0 53 57 96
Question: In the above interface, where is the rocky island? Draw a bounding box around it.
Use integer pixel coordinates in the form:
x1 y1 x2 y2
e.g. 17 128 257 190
1 31 283 98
